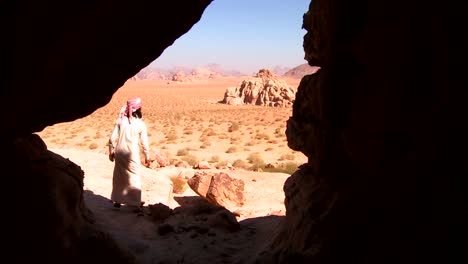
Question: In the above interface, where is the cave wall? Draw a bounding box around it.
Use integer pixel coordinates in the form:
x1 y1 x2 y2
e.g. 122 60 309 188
0 0 212 262
262 0 458 263
0 0 212 136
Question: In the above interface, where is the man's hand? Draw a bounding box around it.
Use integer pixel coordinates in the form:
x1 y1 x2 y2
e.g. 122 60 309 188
109 152 115 162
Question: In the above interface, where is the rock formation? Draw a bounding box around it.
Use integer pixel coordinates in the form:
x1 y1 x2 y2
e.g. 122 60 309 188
188 171 245 208
0 0 456 263
222 69 296 107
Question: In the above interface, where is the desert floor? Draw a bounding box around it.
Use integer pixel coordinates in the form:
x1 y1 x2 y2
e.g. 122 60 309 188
38 76 307 172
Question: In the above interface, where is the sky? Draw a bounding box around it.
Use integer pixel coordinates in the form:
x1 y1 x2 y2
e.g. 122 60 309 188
149 0 311 75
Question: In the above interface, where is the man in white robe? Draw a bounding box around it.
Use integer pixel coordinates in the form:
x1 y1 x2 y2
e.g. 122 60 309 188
108 97 150 213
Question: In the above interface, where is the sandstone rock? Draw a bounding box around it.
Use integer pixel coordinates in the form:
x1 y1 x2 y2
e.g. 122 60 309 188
195 161 212 169
150 150 170 168
187 171 213 197
222 69 296 107
187 171 245 208
175 160 191 168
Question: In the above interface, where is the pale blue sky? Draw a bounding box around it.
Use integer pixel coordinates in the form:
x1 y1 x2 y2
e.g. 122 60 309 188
149 0 311 75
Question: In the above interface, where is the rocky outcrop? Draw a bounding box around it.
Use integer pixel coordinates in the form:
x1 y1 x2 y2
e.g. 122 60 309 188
8 134 136 263
188 171 245 208
222 69 296 107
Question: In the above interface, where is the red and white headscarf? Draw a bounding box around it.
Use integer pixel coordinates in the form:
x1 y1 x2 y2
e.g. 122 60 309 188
118 97 142 125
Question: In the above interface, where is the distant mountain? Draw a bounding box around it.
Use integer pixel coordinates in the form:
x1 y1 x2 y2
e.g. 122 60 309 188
130 63 244 81
283 63 320 79
272 65 291 76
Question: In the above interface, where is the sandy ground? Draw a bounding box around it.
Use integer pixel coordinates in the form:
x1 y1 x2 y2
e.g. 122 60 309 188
52 148 289 263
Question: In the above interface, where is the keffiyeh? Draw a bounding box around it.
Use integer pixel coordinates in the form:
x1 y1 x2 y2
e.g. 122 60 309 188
118 97 142 124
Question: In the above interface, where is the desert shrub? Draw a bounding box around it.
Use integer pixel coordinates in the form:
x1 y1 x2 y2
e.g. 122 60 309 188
183 130 193 135
215 160 229 167
264 147 274 151
170 175 188 194
176 148 190 156
247 152 264 165
228 122 240 132
249 161 265 172
209 155 221 163
200 141 211 149
245 140 256 146
232 159 249 169
205 129 217 137
89 142 99 150
230 136 241 144
279 153 296 161
255 132 270 140
199 135 208 142
94 131 103 139
166 128 178 141
181 154 199 166
275 127 285 138
225 146 238 153
169 158 179 165
218 134 228 140
263 162 301 175
267 139 279 144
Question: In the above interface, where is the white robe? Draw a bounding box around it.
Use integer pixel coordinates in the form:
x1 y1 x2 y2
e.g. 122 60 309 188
108 116 149 206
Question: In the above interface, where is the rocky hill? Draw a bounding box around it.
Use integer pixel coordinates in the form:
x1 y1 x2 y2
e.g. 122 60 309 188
282 63 320 79
222 69 296 107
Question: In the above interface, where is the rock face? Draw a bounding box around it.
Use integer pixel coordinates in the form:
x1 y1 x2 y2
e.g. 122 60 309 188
222 69 296 107
259 0 455 263
1 0 213 262
0 0 457 263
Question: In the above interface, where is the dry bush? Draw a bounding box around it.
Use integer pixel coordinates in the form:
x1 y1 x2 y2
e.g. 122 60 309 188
279 153 296 161
255 132 270 140
264 147 274 151
176 148 190 156
181 154 199 166
228 122 240 132
230 136 241 144
263 162 301 175
245 140 256 146
274 127 285 138
232 159 249 169
209 155 220 163
200 141 211 149
215 160 229 167
89 142 99 150
170 175 188 194
247 152 264 164
225 146 238 153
